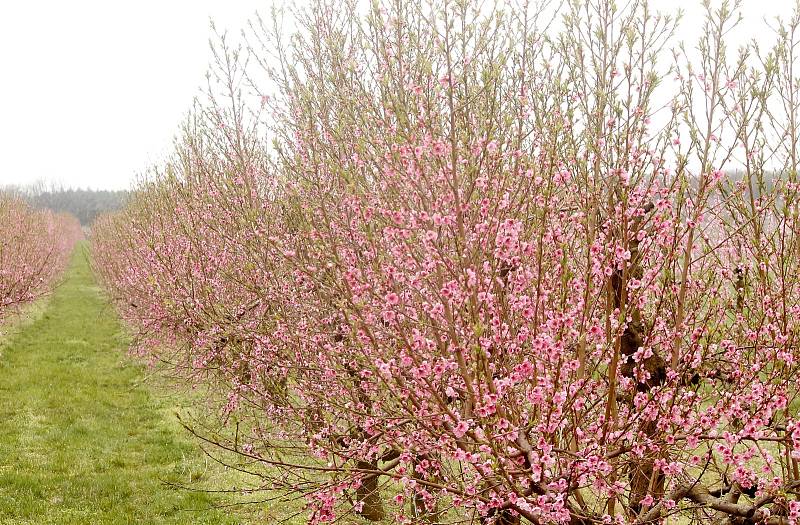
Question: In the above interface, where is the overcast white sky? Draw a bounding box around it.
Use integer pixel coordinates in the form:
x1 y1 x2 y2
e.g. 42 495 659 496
0 0 264 191
0 0 795 190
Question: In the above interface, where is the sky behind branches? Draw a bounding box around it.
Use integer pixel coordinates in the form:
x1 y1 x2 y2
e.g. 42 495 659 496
0 0 793 190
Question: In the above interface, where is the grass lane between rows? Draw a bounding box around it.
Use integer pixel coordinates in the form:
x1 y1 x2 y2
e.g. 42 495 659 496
0 244 264 524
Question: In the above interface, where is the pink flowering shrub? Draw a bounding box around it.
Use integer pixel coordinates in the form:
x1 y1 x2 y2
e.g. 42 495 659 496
0 193 82 319
93 0 800 523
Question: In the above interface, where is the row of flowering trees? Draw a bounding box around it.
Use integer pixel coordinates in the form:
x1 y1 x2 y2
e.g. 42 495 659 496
0 193 82 320
92 0 800 523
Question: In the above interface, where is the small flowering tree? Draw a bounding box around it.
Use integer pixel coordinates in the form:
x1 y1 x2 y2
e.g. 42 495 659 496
0 193 82 320
93 0 800 523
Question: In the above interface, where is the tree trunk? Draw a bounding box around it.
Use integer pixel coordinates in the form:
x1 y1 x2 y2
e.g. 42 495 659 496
356 460 385 521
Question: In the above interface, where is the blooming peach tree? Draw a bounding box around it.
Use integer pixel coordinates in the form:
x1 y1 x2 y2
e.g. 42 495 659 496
93 0 800 523
0 193 82 319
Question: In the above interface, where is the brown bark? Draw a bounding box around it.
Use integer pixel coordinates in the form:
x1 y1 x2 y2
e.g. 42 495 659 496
355 460 386 521
481 509 520 525
609 203 667 514
410 454 440 523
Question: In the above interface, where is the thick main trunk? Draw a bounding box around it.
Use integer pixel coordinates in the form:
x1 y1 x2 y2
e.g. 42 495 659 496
356 460 385 521
609 203 667 515
411 455 440 523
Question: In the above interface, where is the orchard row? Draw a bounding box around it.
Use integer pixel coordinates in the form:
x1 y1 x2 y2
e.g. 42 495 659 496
91 1 800 523
0 195 82 320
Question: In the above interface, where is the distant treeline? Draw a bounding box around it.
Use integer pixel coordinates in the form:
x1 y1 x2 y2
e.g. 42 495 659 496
2 184 129 226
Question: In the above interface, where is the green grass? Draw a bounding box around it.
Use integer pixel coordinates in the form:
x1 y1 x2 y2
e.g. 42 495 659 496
0 244 263 524
0 295 50 352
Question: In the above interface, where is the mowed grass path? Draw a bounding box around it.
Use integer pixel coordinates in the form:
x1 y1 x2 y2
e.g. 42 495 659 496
0 246 244 524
